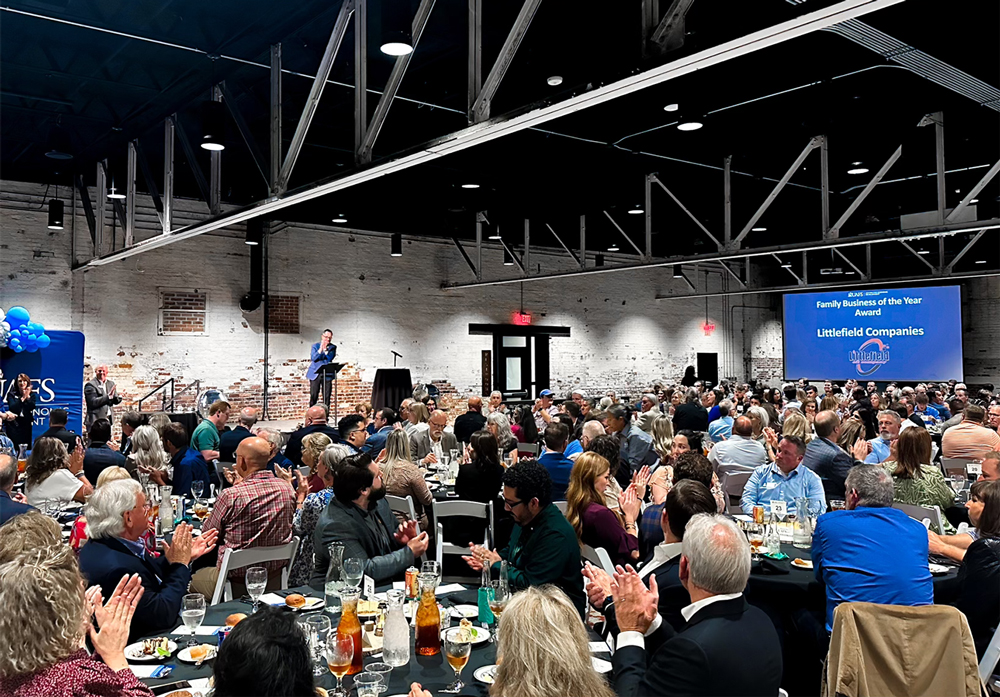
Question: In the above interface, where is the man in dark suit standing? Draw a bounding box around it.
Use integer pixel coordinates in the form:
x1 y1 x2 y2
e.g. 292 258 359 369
78 479 217 640
801 410 859 499
453 396 487 444
83 418 128 483
0 453 34 525
85 364 124 429
672 388 710 432
611 513 782 697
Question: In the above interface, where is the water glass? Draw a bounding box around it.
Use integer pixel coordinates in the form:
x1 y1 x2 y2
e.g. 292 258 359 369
441 627 472 694
421 560 441 585
354 672 382 697
245 566 267 613
180 593 206 646
343 557 364 589
830 499 846 511
326 632 355 697
364 662 392 694
191 480 205 500
298 614 332 676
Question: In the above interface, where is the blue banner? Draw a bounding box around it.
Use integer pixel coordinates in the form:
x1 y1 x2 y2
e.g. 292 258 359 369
1 330 86 436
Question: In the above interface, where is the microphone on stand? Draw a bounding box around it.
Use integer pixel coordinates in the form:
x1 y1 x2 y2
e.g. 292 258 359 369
391 351 402 367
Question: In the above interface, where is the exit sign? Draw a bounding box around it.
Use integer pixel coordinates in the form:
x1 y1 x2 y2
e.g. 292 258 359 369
512 311 532 326
702 321 716 336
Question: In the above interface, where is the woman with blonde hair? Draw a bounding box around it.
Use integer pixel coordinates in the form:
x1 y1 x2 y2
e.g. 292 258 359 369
0 544 152 696
379 430 433 530
566 452 640 567
408 402 430 432
128 424 169 476
276 431 331 494
835 417 866 454
819 395 839 413
647 414 674 499
406 585 615 697
25 437 92 507
780 411 813 444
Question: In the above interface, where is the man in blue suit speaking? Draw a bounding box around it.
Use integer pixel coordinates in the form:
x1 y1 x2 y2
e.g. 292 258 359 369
79 479 218 640
308 328 337 408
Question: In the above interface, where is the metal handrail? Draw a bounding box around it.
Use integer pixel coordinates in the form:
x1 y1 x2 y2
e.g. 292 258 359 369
137 379 174 412
173 380 200 411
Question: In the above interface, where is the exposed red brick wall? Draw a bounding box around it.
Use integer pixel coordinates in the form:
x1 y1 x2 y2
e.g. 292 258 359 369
159 289 207 334
267 295 300 335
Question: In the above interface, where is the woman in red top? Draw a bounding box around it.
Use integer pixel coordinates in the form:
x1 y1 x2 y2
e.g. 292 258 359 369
0 544 153 697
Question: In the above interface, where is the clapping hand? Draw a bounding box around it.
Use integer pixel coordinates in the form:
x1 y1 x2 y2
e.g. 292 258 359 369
610 565 659 635
763 427 779 450
223 466 243 486
851 437 871 462
395 519 421 544
89 573 145 673
631 465 651 500
85 573 142 627
294 471 310 501
192 527 219 560
163 523 194 566
273 463 295 485
619 485 642 527
582 561 613 608
68 438 85 474
462 543 500 571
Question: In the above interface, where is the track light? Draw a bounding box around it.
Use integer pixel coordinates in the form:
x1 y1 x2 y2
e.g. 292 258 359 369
200 100 226 151
47 199 64 230
503 247 514 266
380 0 414 55
673 266 683 278
596 254 605 267
391 232 402 257
245 219 263 246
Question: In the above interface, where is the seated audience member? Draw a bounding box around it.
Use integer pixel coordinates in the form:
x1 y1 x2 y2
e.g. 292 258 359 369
611 513 783 697
812 465 933 632
191 437 295 597
585 479 717 634
865 410 901 464
381 430 433 531
633 393 659 434
606 403 655 473
454 430 506 546
486 410 519 457
586 433 627 508
707 416 768 472
157 422 212 497
672 388 709 432
538 421 575 500
25 436 92 507
454 396 488 445
487 390 507 414
146 412 172 435
780 410 814 444
118 410 144 458
128 424 170 479
34 408 80 452
339 413 370 453
407 401 431 434
562 399 584 430
929 451 1000 561
952 480 1000 658
284 405 340 467
707 400 734 443
835 416 867 457
801 410 858 499
567 452 640 567
410 409 458 466
942 404 1000 460
211 607 315 697
311 453 429 586
361 407 396 458
407 585 614 697
741 435 825 516
882 427 955 528
70 466 138 552
0 510 62 561
511 406 539 457
257 427 293 474
555 413 584 458
79 479 217 640
294 431 333 494
82 418 127 484
288 444 352 587
218 407 257 462
0 452 34 524
463 459 585 615
0 544 154 697
746 405 772 449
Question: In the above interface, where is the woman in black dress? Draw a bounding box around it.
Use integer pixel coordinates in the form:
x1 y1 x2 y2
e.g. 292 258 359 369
5 373 36 449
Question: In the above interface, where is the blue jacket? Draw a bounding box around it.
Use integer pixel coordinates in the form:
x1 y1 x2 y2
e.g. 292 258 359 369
361 426 394 458
306 342 337 381
0 490 35 526
219 425 254 463
800 437 854 499
172 447 212 498
78 537 192 641
538 451 575 501
83 443 128 484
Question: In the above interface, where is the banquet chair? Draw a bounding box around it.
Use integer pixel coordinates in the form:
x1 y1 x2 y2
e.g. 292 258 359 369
942 457 976 479
892 502 945 535
719 470 752 515
554 500 569 517
433 499 495 557
981 623 1000 684
518 442 540 456
582 544 616 577
387 494 428 564
210 536 301 605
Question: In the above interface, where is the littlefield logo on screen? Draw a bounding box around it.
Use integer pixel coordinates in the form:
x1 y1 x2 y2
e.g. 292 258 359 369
849 339 890 376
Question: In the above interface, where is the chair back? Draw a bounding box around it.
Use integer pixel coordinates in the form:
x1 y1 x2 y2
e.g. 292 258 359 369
718 470 752 514
892 502 945 535
211 537 300 606
942 457 976 479
581 544 616 577
215 460 231 487
554 500 569 517
980 622 1000 684
518 442 540 456
387 494 426 563
432 499 495 557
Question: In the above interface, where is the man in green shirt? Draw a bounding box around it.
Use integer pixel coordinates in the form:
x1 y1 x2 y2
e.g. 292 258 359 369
191 400 231 463
463 459 585 615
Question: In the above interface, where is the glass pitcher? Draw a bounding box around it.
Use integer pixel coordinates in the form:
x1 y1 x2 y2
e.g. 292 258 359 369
325 541 346 614
16 444 28 474
414 572 441 656
336 587 364 675
158 485 174 532
792 497 812 549
382 589 410 667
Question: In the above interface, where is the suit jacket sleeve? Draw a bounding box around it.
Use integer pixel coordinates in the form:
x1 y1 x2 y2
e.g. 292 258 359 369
612 635 708 697
138 557 193 634
831 447 854 483
410 432 428 462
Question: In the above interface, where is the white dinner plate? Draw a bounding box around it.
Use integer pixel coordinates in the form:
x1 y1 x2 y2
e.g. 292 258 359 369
177 645 218 663
474 665 497 685
125 639 177 661
929 563 952 575
450 604 478 619
466 626 490 645
291 596 325 611
426 482 440 491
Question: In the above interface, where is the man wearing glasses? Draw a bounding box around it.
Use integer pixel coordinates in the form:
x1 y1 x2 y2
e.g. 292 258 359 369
462 459 585 616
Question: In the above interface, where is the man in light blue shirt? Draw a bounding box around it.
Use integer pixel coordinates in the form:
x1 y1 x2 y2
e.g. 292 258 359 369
707 417 767 471
741 435 825 516
864 410 900 464
708 401 734 443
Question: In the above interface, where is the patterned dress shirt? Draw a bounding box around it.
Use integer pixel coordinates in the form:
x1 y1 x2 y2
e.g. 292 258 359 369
0 649 154 697
288 487 334 587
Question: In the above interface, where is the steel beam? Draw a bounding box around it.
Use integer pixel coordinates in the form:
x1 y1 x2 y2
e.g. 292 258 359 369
163 117 174 233
470 0 543 122
475 211 483 281
774 254 804 285
641 0 660 57
74 174 96 244
270 44 282 195
278 0 354 192
354 0 367 161
220 82 269 189
651 175 722 249
499 237 526 274
524 219 531 273
834 248 866 280
125 140 136 247
359 0 436 163
133 139 163 227
603 210 645 256
645 174 653 257
580 214 586 266
947 158 1000 223
650 0 695 52
934 112 946 223
95 160 106 256
900 241 937 272
716 260 746 289
676 268 696 292
546 223 583 268
452 237 478 279
828 145 901 237
820 135 831 237
945 230 987 272
210 86 222 215
467 0 482 116
80 0 904 268
723 156 732 247
174 115 212 207
733 136 820 245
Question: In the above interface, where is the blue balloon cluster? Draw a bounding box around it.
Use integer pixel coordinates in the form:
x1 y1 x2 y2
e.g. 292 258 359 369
1 306 51 353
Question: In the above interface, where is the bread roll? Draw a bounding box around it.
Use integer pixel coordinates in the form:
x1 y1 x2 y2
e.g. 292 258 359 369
285 593 307 608
225 612 247 626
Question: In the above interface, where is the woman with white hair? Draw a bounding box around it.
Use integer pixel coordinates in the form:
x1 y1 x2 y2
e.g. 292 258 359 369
487 410 518 458
128 424 169 477
0 543 153 696
287 443 352 586
487 390 507 414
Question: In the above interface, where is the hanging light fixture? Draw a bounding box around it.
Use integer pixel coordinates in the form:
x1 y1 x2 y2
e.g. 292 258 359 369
45 123 73 160
107 176 126 200
200 100 226 151
391 232 403 256
47 198 64 230
607 242 620 252
245 219 263 246
673 266 684 278
503 246 514 266
380 0 414 55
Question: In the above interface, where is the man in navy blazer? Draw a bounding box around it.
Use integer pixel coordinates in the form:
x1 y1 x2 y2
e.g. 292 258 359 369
78 479 217 640
801 411 857 499
83 418 128 483
361 408 396 459
611 513 782 697
0 453 35 525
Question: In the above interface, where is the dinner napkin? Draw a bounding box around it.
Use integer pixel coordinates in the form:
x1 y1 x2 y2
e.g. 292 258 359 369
756 556 790 575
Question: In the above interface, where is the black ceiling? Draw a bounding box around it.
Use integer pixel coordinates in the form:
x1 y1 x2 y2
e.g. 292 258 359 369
2 0 998 266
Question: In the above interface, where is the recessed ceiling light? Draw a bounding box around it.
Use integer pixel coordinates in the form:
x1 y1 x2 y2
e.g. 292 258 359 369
751 226 767 232
332 216 348 224
380 42 413 56
970 199 979 204
664 103 679 112
677 121 703 131
546 75 563 86
461 183 480 189
608 243 620 252
917 249 930 255
627 206 644 215
847 167 869 175
975 259 987 264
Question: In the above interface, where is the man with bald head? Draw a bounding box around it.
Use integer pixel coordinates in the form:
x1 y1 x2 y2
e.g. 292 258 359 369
706 415 767 472
219 406 258 462
410 410 459 466
190 436 296 597
285 404 341 468
453 396 487 444
85 364 124 428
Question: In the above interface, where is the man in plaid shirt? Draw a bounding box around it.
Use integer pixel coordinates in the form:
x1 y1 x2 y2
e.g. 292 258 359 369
191 436 295 598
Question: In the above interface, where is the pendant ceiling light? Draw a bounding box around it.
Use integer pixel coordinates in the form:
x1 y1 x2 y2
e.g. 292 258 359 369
200 100 226 151
380 0 414 55
47 198 64 230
